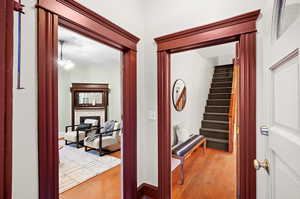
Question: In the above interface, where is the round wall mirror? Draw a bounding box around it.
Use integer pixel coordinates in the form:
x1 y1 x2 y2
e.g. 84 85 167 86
172 79 187 112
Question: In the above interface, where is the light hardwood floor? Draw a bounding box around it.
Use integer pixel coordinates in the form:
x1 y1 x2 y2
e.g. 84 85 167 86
60 151 121 199
60 146 236 199
172 146 237 199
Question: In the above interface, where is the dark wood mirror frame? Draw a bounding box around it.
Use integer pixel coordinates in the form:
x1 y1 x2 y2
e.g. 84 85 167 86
172 79 187 112
36 0 139 199
0 1 13 198
155 10 260 199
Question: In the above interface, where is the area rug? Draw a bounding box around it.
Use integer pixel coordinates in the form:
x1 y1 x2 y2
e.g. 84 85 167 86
59 144 120 193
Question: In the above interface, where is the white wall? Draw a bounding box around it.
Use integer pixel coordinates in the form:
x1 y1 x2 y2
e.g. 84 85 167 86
12 0 145 199
171 50 214 137
141 0 265 186
12 1 39 199
12 0 267 197
58 62 122 136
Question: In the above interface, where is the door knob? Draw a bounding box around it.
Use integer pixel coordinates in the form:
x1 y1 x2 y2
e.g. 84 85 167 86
253 159 270 174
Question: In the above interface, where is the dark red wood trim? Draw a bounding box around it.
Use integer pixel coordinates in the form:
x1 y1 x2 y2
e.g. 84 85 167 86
122 49 138 199
155 10 260 44
155 10 260 199
37 0 139 50
37 2 139 199
157 21 256 52
239 32 257 199
37 8 59 199
0 0 13 198
137 183 159 199
157 51 171 199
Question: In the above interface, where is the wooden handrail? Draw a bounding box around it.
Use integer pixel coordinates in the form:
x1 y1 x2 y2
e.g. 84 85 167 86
228 61 239 153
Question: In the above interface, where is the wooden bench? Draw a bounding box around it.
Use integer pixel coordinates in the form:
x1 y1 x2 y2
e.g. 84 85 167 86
172 135 206 185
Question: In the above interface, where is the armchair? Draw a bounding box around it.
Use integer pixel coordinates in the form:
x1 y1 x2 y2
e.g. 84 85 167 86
84 120 121 156
64 118 99 148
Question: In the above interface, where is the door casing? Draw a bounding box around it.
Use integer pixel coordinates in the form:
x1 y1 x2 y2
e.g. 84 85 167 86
155 10 260 199
37 0 139 199
0 0 13 199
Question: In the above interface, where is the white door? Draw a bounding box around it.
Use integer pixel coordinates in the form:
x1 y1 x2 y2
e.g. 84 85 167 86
257 0 300 198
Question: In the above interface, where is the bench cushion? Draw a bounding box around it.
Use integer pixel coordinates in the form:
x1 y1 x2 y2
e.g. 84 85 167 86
172 135 205 157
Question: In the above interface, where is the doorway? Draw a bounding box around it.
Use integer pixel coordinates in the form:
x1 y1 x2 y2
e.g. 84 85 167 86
155 10 260 199
170 42 239 198
57 26 122 198
36 1 139 199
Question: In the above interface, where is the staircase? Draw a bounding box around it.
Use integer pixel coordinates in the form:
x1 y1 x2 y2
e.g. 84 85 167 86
200 64 233 152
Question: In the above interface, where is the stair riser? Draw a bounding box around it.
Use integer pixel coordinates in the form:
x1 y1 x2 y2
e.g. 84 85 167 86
206 106 229 113
213 73 233 78
204 114 228 121
212 78 233 82
215 64 233 69
207 100 230 106
208 94 231 100
202 121 229 130
207 140 229 152
210 88 232 93
214 69 233 74
200 129 229 139
211 82 232 88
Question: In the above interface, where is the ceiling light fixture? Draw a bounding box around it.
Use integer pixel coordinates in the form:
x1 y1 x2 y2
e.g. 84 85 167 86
58 40 75 70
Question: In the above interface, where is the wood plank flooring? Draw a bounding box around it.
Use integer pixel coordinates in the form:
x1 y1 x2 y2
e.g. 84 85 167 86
172 147 237 199
60 146 236 199
59 151 121 199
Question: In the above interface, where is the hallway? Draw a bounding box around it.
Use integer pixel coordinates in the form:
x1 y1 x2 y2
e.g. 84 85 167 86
172 147 237 199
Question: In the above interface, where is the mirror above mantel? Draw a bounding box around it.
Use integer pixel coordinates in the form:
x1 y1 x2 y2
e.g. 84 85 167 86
70 83 109 127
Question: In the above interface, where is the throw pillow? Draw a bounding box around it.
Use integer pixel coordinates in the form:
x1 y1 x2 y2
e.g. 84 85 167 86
175 125 192 143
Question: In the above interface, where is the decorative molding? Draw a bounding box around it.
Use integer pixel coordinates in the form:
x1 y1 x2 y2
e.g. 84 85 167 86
155 10 260 43
57 0 140 43
37 0 139 50
0 0 13 198
37 2 139 199
137 183 159 199
155 10 260 199
239 32 257 199
154 10 260 52
270 48 299 70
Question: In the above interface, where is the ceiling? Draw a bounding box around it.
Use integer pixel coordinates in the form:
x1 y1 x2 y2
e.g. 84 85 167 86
58 26 121 67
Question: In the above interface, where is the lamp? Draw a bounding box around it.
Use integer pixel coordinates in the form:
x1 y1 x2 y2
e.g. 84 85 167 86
58 40 75 70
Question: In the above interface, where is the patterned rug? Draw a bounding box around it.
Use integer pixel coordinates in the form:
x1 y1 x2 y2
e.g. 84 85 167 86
59 144 120 193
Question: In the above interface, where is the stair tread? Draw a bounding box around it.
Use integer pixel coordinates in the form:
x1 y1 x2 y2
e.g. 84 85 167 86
206 137 229 143
212 81 232 84
208 99 230 101
201 128 229 133
202 120 229 124
213 76 232 79
204 112 229 115
206 105 229 107
209 93 231 95
215 64 234 68
211 87 232 89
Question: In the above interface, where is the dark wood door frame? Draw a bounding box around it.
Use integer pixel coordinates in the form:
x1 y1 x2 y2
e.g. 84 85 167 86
37 1 139 199
0 0 13 199
155 10 260 199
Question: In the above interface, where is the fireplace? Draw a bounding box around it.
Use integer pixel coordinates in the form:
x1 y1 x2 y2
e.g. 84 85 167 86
74 109 105 126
